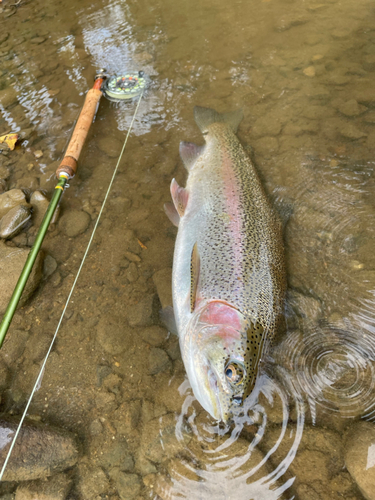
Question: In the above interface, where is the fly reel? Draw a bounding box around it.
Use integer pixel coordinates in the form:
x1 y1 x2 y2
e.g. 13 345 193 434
96 70 148 101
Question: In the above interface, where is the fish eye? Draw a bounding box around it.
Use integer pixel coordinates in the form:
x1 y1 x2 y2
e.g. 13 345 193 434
233 396 243 405
225 362 244 385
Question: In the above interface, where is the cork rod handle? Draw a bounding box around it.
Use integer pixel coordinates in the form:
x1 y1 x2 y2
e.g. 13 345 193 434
56 78 104 179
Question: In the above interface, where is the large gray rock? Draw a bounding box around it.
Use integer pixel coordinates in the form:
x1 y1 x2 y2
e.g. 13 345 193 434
345 421 375 500
0 417 79 481
0 241 44 314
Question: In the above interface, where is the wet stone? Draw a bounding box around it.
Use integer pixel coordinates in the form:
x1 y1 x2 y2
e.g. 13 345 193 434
0 241 44 314
0 165 10 180
59 209 91 237
30 190 49 227
141 413 191 464
148 347 172 375
124 262 138 282
0 328 28 365
0 417 79 482
345 421 375 500
127 294 155 327
30 37 47 45
336 99 367 117
140 326 167 347
43 255 57 277
0 87 18 108
96 315 134 355
110 471 141 500
339 122 367 140
77 463 110 498
363 111 375 123
252 136 279 156
97 136 123 157
152 268 172 308
99 440 134 472
250 115 282 138
0 179 6 194
89 419 103 436
0 205 31 239
112 400 142 436
0 189 27 219
14 473 72 500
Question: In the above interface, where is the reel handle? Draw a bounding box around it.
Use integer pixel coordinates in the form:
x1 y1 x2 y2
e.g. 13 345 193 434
56 76 105 179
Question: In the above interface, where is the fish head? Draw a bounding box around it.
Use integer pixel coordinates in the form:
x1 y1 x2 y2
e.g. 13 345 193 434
183 300 265 422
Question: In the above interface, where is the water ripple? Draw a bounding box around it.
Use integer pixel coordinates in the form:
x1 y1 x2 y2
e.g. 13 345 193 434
278 323 375 420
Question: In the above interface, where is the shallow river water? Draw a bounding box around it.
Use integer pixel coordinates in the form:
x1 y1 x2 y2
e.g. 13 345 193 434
1 0 375 499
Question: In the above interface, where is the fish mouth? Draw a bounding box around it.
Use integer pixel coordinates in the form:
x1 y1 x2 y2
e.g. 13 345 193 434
208 368 232 423
208 369 223 421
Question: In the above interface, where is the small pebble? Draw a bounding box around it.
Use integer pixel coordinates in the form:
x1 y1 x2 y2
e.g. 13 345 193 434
148 347 172 375
303 66 316 77
127 295 155 327
33 150 43 159
43 255 57 277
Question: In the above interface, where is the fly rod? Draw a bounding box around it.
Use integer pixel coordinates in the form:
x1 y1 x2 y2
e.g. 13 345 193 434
0 69 148 347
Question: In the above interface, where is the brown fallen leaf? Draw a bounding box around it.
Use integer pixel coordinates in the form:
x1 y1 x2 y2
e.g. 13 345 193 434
137 238 147 249
0 132 19 150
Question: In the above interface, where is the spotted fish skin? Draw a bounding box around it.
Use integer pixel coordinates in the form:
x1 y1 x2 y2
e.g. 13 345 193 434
169 107 286 421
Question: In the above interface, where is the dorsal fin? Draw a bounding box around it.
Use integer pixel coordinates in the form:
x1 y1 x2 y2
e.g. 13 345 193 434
194 106 244 134
179 141 204 171
170 178 189 217
164 202 180 227
190 242 200 312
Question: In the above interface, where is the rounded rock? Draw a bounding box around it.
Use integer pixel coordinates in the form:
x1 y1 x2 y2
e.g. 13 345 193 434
30 190 49 227
58 209 91 237
148 348 172 375
0 205 31 239
345 421 375 500
113 472 141 500
0 241 44 314
0 417 79 481
97 315 134 355
15 472 72 500
0 189 27 219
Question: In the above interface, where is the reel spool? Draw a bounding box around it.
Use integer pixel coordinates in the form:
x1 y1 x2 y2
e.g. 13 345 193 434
100 71 148 101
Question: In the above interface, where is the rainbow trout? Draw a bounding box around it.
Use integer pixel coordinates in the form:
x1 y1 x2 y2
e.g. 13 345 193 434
164 107 286 422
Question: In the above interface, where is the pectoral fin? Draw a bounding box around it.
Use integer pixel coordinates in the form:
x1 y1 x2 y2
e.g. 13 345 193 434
160 306 178 335
171 178 189 217
190 243 200 313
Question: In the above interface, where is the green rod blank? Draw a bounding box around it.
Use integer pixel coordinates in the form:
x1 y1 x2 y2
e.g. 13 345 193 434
0 176 68 347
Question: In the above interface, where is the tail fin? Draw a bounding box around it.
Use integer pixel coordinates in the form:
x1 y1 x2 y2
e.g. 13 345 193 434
194 106 244 134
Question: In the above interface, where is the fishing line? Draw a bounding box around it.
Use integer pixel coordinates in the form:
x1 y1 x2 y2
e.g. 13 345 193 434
0 88 144 481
